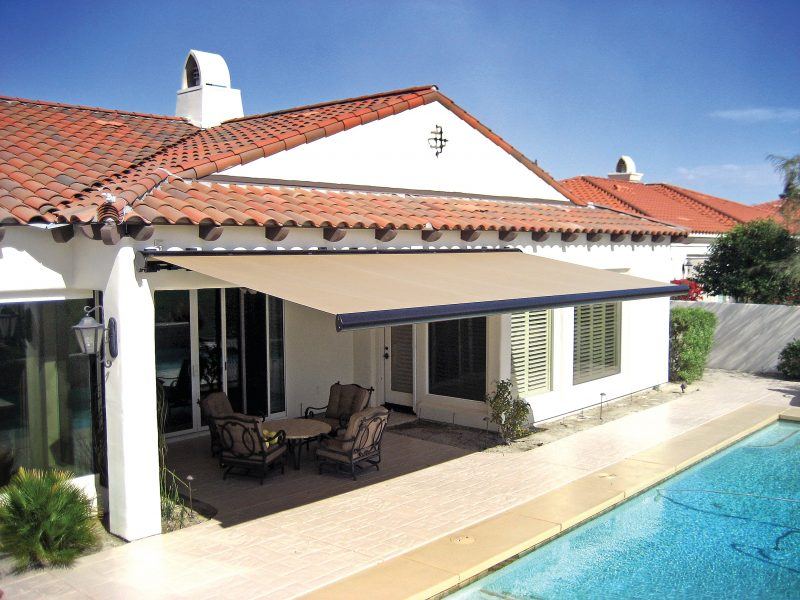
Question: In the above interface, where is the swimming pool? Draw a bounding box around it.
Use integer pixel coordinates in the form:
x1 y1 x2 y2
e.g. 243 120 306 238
450 420 800 599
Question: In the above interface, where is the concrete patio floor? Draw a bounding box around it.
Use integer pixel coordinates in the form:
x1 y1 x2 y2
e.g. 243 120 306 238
1 371 797 599
165 416 470 528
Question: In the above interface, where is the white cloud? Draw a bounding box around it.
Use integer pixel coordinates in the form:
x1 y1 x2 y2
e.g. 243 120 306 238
710 108 800 123
675 163 780 186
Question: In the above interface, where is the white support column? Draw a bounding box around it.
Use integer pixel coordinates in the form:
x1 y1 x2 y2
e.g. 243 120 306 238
104 246 161 541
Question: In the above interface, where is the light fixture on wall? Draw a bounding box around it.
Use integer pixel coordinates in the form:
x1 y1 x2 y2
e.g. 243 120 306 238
72 306 118 365
0 306 18 341
428 125 447 157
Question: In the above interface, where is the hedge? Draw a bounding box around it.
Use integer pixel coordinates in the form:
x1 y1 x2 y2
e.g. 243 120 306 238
778 339 800 380
669 307 717 383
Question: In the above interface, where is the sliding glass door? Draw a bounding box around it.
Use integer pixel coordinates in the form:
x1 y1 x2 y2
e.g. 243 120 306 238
0 298 99 477
154 288 285 436
155 291 193 433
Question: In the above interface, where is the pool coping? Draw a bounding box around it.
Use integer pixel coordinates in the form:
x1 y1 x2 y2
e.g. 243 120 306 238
306 404 799 600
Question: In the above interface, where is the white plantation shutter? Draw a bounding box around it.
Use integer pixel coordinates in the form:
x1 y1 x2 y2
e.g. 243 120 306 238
511 310 552 396
573 302 621 385
390 324 414 393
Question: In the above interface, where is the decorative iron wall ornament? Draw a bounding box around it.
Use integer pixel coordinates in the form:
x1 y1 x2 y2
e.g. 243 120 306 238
428 125 447 157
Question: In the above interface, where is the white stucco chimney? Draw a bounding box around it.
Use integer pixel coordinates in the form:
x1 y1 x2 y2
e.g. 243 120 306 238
608 155 643 182
175 50 243 128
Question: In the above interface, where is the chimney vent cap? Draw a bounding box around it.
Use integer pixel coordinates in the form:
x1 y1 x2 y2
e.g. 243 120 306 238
608 155 643 182
181 49 233 89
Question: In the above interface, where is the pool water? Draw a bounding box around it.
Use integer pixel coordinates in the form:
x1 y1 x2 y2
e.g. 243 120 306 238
450 420 800 599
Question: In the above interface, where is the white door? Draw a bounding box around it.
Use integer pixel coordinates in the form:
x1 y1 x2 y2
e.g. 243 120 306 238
383 325 415 408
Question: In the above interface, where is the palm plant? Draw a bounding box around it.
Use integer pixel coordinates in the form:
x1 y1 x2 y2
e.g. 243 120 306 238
768 154 800 283
0 468 99 569
768 154 800 218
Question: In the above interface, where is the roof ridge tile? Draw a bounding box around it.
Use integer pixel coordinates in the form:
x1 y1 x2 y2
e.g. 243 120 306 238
221 85 437 124
0 94 191 122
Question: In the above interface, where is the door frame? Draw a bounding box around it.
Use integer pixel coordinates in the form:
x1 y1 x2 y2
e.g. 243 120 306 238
163 287 286 439
381 325 417 411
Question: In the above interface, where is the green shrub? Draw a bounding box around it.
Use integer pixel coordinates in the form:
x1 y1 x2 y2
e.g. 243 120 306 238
669 307 717 383
487 379 531 442
0 468 99 569
777 339 800 379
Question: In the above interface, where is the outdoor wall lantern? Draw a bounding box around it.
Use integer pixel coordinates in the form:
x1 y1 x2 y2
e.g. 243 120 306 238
72 306 118 365
0 307 18 340
428 125 447 157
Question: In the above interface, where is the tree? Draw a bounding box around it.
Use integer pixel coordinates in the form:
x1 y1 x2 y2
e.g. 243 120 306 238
768 154 800 216
695 220 799 304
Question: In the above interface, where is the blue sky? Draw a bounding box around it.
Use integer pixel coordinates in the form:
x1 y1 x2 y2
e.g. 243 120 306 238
2 1 797 204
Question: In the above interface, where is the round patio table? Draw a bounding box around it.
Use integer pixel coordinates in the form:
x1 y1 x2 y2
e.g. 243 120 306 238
264 418 331 470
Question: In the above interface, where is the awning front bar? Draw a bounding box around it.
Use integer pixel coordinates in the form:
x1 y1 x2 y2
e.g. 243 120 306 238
336 284 687 330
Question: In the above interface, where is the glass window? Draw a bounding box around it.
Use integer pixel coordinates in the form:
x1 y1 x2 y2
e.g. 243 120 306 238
224 289 244 414
268 296 285 414
573 303 621 385
428 317 486 401
0 299 97 478
154 291 193 433
244 291 267 417
197 288 223 404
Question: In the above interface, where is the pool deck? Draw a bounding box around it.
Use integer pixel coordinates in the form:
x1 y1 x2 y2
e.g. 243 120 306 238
311 402 800 599
1 371 797 599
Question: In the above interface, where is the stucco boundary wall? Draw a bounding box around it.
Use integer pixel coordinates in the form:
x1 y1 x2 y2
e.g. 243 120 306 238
672 300 800 374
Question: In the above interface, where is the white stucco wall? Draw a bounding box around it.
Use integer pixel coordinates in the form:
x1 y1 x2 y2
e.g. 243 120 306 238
222 101 568 201
0 226 674 458
523 297 670 423
0 227 76 300
668 236 714 282
283 301 355 417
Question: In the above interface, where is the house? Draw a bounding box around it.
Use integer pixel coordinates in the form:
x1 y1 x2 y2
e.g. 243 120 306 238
0 50 685 541
561 157 772 282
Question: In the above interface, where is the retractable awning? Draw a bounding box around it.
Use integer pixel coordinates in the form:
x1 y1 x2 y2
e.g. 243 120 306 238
154 250 686 331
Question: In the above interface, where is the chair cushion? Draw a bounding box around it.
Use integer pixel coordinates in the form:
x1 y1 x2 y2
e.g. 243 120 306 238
218 416 266 457
202 392 234 418
316 447 350 463
325 383 342 420
314 416 341 430
264 445 287 464
338 384 370 417
321 436 354 453
355 407 388 456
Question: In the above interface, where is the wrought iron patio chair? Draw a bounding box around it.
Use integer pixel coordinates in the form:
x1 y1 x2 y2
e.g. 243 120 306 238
304 382 374 436
316 406 389 480
198 391 236 457
217 414 287 485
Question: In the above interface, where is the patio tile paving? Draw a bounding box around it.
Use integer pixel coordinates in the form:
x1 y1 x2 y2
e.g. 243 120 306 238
1 371 796 599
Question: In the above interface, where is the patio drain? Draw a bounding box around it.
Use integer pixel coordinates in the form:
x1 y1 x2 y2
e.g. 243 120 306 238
450 535 476 545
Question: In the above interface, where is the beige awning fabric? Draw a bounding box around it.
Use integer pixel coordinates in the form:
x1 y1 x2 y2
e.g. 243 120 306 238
155 250 685 331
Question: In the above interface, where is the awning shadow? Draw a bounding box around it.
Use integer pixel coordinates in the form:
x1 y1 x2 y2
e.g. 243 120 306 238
166 429 472 529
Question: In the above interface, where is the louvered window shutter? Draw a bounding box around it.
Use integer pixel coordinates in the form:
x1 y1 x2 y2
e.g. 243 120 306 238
511 310 552 395
572 302 621 385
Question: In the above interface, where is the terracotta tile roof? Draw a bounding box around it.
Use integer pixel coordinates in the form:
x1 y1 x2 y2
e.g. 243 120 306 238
121 179 681 235
561 175 770 234
754 199 783 216
0 83 676 237
0 85 594 231
0 95 197 224
74 86 448 214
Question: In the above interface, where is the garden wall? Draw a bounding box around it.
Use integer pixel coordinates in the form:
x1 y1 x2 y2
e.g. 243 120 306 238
672 300 800 374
